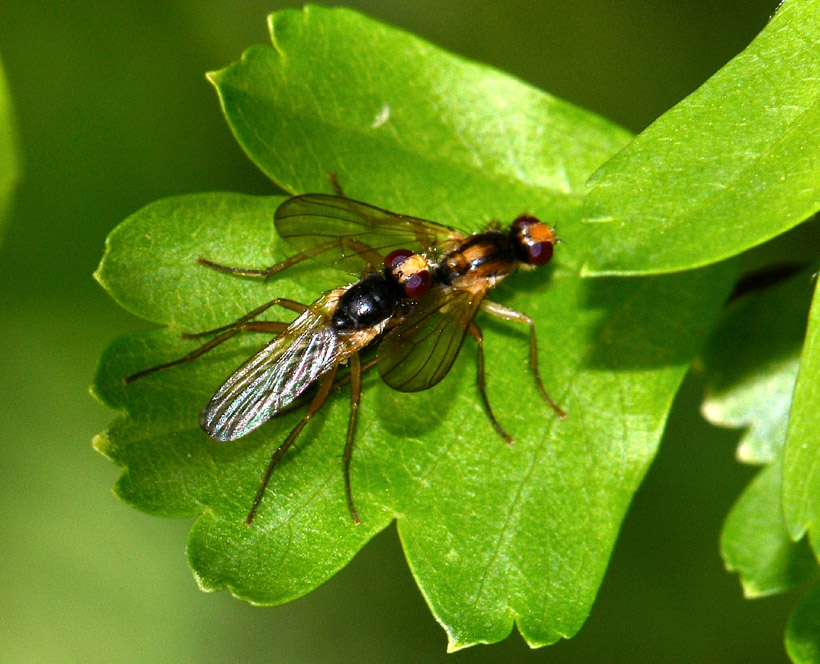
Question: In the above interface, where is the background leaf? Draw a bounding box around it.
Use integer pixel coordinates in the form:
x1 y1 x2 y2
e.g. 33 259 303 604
787 582 820 664
784 277 820 540
0 54 20 239
701 267 817 464
582 0 820 276
721 460 818 598
701 266 820 649
93 6 737 649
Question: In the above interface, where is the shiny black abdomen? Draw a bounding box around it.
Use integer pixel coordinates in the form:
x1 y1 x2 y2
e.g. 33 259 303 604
332 273 401 330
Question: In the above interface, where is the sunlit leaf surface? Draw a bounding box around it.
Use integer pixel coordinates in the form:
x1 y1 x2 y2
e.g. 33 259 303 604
583 0 820 275
784 278 820 540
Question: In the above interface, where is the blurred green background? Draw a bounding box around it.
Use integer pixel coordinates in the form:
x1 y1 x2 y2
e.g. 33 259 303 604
0 1 797 662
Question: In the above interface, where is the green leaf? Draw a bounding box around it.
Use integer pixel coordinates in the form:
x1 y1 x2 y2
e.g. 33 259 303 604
784 277 820 540
582 0 820 276
702 267 819 635
208 6 632 219
0 54 20 238
94 6 735 649
698 258 820 653
95 193 287 329
787 582 820 664
701 268 816 464
721 461 818 598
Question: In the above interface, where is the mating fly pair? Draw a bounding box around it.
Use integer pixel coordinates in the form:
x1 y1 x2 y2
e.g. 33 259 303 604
125 191 565 525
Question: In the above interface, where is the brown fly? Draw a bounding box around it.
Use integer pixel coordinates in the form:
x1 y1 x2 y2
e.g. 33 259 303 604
125 191 564 525
274 193 567 442
125 194 436 524
374 209 567 443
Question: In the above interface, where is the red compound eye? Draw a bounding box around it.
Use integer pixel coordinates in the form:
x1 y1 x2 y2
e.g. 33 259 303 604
512 215 540 229
510 215 555 266
527 241 553 266
385 248 413 268
403 270 431 298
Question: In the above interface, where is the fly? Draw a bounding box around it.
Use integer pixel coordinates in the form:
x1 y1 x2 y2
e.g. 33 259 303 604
125 188 564 525
376 209 568 442
125 194 435 524
272 192 567 441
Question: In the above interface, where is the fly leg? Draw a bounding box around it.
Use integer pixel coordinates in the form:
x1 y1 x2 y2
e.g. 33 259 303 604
246 365 339 525
199 238 382 279
197 242 339 280
123 298 307 384
180 298 307 338
241 354 374 525
330 357 378 392
480 300 567 419
467 322 514 444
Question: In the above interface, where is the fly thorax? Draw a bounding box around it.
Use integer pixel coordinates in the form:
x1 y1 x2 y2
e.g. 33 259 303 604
436 231 517 285
331 274 399 331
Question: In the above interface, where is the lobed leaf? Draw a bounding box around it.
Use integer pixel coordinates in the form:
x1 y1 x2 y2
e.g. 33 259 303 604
582 0 820 276
207 6 632 228
701 268 816 464
721 461 818 598
95 6 736 649
702 267 819 639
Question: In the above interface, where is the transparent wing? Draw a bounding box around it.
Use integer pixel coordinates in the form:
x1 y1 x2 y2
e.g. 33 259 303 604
377 285 486 392
201 305 343 441
274 194 461 275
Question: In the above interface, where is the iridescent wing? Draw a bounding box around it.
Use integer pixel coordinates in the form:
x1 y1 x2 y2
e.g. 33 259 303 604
274 194 462 276
201 296 345 441
377 284 487 392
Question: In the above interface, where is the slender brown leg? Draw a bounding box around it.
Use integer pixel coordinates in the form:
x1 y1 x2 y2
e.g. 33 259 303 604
246 365 339 525
182 320 286 339
124 321 288 384
480 300 567 419
180 298 306 339
200 235 384 280
197 242 338 280
330 357 378 392
124 297 306 384
467 322 514 444
342 352 363 524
